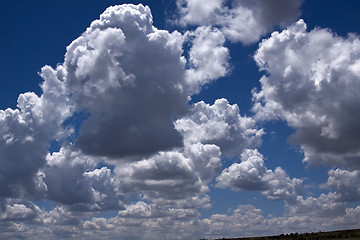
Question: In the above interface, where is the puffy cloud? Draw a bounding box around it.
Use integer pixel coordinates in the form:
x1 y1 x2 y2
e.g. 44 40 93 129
1 3 262 217
216 149 303 202
253 19 360 169
176 0 303 44
175 98 263 157
184 26 230 93
117 201 200 220
323 168 360 201
0 65 70 198
201 205 269 238
216 149 268 190
286 193 346 218
116 142 221 208
0 199 41 222
199 203 360 239
55 4 191 158
43 146 123 211
0 199 359 240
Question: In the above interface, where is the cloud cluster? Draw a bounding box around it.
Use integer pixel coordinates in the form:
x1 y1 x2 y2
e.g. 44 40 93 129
253 19 360 169
116 142 221 208
0 3 262 214
176 0 303 44
1 201 359 240
286 193 346 218
216 149 303 202
43 146 123 211
2 2 360 240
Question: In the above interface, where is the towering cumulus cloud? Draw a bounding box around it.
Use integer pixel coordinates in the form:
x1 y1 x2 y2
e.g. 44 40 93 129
0 66 70 197
61 4 189 158
253 20 360 169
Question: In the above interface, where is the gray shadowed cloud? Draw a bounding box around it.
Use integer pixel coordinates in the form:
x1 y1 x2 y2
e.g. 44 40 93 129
0 66 70 198
323 168 360 202
44 145 124 211
60 4 188 158
253 19 360 169
54 4 234 159
115 142 221 208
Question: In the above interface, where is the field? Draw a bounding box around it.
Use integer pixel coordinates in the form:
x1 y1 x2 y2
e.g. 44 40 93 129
209 228 360 240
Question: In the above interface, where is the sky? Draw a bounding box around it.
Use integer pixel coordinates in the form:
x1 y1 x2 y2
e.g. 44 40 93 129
1 0 360 239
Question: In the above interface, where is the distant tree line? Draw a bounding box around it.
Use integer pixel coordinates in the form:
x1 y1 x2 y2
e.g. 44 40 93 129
206 228 360 240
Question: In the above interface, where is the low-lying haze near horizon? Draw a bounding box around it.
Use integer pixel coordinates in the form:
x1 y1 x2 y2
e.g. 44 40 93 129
0 0 360 239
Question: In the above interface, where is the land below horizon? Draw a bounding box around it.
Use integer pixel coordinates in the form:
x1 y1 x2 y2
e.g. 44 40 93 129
210 228 360 240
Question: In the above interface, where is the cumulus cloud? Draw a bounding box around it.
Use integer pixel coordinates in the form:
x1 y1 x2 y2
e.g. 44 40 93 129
288 193 345 217
55 4 192 158
253 19 360 169
1 3 257 215
83 203 360 240
0 65 70 198
175 98 263 157
216 149 303 202
118 201 200 220
323 168 360 202
45 4 235 160
3 2 359 240
176 0 303 44
184 26 230 93
0 199 359 240
116 142 221 208
202 204 360 239
0 199 41 222
109 98 263 209
43 145 123 211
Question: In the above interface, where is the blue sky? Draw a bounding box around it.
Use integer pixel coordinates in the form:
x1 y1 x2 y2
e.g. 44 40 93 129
1 1 360 239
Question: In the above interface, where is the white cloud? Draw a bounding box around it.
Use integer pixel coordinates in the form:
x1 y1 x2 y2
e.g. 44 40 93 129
323 168 360 201
176 0 303 44
253 19 360 169
175 98 264 157
79 203 360 240
286 193 346 218
0 199 359 240
117 201 200 220
216 149 303 202
184 26 230 93
0 199 41 222
176 0 223 26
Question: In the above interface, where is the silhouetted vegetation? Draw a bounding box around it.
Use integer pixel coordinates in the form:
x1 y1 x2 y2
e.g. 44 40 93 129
208 228 360 240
